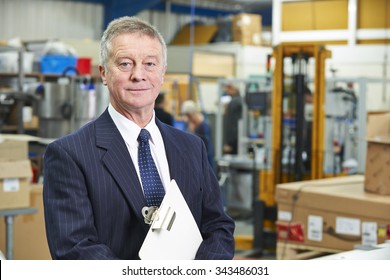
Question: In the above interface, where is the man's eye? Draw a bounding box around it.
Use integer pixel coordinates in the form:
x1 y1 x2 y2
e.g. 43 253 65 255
145 62 156 67
119 62 131 67
117 62 132 71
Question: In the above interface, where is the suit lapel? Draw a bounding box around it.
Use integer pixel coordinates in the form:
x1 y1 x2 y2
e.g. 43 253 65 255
157 120 189 192
95 110 147 225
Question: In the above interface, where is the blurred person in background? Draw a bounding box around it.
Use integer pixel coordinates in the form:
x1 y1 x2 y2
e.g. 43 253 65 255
181 100 216 172
154 92 174 126
223 83 242 155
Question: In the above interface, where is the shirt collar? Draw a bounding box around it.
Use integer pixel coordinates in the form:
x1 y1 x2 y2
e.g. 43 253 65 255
108 103 159 147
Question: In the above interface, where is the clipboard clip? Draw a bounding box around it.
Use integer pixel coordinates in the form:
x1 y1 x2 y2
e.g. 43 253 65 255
142 206 159 225
142 206 176 231
151 206 176 232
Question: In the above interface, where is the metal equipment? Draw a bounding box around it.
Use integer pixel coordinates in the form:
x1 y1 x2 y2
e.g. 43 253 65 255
263 43 331 194
216 44 332 256
215 76 274 254
0 92 15 131
216 45 389 257
37 76 109 139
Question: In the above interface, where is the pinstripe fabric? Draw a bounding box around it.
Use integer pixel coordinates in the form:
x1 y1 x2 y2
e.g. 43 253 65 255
43 109 235 260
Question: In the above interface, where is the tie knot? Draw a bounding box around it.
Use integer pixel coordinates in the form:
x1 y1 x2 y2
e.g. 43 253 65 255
138 129 150 144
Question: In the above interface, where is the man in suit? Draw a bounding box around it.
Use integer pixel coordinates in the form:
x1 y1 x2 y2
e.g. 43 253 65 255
43 16 235 260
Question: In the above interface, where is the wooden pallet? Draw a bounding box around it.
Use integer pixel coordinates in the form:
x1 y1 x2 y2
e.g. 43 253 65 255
276 242 342 260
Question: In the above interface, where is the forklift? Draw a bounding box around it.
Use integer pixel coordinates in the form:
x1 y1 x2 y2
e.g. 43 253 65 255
252 43 332 255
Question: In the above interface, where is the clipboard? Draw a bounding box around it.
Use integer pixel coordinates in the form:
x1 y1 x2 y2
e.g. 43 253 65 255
138 179 203 260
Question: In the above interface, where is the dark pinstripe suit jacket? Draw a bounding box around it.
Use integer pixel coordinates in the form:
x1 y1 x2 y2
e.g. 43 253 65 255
43 109 235 260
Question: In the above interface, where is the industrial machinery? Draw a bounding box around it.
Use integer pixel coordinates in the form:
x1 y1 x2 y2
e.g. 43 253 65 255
217 44 390 257
251 44 332 255
269 43 331 185
37 75 109 139
324 79 360 175
215 76 274 254
216 44 333 256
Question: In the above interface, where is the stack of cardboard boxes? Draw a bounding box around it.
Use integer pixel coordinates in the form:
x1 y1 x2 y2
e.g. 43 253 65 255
364 112 390 195
232 13 262 46
0 137 51 259
0 140 32 210
275 113 390 256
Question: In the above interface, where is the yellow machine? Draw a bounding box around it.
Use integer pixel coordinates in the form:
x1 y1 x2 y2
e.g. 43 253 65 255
216 44 333 256
260 43 332 206
235 43 332 255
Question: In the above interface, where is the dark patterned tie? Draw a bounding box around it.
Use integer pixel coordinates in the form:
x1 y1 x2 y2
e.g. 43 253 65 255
137 128 165 207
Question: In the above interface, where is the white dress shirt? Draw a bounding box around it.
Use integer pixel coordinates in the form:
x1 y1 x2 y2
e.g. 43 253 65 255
108 104 171 191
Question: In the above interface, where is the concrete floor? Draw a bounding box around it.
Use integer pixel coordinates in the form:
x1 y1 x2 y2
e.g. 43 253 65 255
233 218 276 260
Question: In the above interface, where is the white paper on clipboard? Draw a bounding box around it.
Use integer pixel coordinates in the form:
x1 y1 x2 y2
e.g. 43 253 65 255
138 179 203 260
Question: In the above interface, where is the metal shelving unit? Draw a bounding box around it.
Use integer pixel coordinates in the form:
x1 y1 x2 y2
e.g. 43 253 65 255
0 46 25 134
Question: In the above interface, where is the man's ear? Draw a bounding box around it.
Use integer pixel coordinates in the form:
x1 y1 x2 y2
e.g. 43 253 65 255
161 65 167 83
99 65 107 85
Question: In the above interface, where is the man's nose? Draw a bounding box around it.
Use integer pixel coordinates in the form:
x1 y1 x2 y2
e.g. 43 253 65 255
130 64 145 81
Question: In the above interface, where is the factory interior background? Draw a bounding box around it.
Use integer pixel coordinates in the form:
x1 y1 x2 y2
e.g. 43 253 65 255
0 0 390 260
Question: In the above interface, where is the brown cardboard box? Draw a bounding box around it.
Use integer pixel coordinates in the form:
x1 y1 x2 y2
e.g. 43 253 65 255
23 115 39 130
365 112 390 195
0 140 28 161
0 184 51 259
232 29 261 46
232 13 262 46
275 175 390 251
0 160 32 210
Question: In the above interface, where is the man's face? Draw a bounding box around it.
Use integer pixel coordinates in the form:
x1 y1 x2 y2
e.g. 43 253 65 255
224 84 236 96
100 33 166 115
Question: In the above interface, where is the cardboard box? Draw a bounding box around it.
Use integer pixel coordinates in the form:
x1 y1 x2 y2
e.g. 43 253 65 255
275 175 390 251
23 115 39 130
0 184 51 259
0 140 28 161
232 29 262 46
232 13 262 46
0 160 32 210
365 112 390 195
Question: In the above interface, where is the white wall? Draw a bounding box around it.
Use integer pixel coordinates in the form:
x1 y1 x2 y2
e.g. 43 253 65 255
0 0 103 41
326 45 390 111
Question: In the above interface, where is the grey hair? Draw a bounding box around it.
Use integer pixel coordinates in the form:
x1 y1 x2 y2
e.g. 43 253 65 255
100 16 167 70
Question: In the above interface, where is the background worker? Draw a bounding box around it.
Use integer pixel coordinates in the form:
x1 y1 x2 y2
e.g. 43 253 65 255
223 83 243 155
154 92 174 126
181 100 216 172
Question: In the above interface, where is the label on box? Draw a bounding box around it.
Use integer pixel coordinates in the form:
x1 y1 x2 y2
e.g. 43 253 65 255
276 221 304 242
308 215 323 241
336 217 360 236
278 210 292 221
362 222 377 246
3 178 20 192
